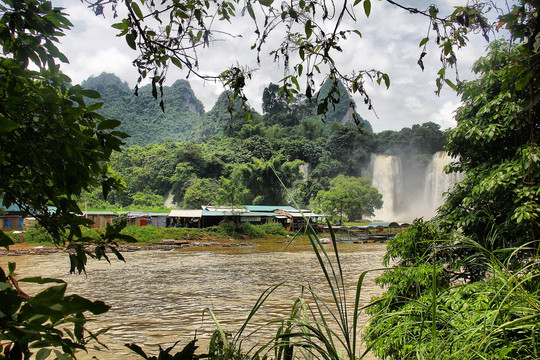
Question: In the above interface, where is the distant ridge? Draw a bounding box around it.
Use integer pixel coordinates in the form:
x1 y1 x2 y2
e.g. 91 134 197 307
80 73 373 146
82 73 205 146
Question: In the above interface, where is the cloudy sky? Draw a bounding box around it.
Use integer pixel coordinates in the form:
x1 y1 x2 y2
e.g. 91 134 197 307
54 0 509 133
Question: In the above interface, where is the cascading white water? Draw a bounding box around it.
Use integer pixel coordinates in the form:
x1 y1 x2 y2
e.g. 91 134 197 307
364 152 462 222
368 154 403 221
423 151 463 215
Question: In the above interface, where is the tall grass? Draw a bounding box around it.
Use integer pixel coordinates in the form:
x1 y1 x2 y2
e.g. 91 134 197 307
365 235 540 359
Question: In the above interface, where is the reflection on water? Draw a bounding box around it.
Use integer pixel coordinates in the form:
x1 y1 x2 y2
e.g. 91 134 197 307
1 241 386 359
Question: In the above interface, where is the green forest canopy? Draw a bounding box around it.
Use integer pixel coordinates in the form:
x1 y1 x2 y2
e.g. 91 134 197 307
79 73 446 212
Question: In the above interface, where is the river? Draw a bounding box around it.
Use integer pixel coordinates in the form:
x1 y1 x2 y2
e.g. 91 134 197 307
1 240 386 359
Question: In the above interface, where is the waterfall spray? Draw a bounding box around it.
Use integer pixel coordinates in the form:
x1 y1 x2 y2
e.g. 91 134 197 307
364 152 462 222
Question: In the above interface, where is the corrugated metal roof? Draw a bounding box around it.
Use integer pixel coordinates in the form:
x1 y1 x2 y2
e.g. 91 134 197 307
169 209 203 218
290 212 320 218
127 211 150 218
203 206 248 213
148 213 169 217
245 205 297 212
0 202 21 212
201 210 237 216
83 211 116 215
238 212 279 217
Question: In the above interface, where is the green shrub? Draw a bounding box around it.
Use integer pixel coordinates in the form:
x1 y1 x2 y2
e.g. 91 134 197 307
237 223 265 238
258 222 287 236
208 222 287 238
118 225 162 244
23 227 54 244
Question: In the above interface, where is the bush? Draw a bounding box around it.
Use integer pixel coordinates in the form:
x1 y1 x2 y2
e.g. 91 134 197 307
258 222 287 236
209 222 286 238
118 225 207 243
22 227 54 244
237 223 266 238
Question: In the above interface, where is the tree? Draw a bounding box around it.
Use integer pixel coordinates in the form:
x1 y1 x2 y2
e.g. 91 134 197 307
131 191 165 208
366 3 540 358
439 39 539 261
182 178 220 209
324 123 375 176
230 155 304 205
314 175 382 221
0 1 131 357
0 1 128 245
217 176 250 207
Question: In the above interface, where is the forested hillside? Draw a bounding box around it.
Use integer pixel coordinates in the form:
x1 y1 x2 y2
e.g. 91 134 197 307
78 73 446 216
82 73 374 145
82 73 205 145
78 75 445 215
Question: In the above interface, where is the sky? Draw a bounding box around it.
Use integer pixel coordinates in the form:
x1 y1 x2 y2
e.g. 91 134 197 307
54 1 509 133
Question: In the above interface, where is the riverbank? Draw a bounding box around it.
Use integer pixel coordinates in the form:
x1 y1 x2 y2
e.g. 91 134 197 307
0 238 257 256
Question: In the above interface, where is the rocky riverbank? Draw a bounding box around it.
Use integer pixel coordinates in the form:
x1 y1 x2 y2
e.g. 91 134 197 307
0 239 256 256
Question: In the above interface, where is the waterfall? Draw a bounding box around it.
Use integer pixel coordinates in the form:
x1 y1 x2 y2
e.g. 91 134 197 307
423 151 462 215
363 152 462 222
367 154 403 221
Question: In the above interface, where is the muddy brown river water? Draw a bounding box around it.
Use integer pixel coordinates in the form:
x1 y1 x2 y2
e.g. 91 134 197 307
1 240 386 359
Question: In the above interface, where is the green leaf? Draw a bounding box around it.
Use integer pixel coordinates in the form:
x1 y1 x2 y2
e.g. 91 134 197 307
125 343 149 359
444 78 457 90
171 57 183 69
8 262 15 275
126 30 137 50
419 37 429 47
317 102 327 115
0 231 14 250
87 102 104 112
305 19 312 38
35 348 51 360
247 3 255 20
80 89 101 99
131 2 144 20
259 0 274 7
444 42 452 55
289 8 298 19
30 284 68 306
97 119 122 130
109 246 126 262
383 73 390 88
111 22 127 30
429 5 438 18
363 0 371 17
19 277 66 284
62 295 110 315
291 76 300 90
0 115 18 133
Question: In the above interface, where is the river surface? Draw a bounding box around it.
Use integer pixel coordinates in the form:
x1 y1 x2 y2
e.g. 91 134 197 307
1 240 386 359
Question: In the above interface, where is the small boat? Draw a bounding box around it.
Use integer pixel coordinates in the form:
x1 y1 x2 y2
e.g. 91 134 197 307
319 237 332 244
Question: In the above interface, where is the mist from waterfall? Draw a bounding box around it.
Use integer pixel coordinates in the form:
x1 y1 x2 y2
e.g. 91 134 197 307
424 152 463 213
364 151 462 222
366 154 403 221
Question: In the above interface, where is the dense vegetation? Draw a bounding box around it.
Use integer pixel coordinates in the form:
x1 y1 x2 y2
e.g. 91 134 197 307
17 222 287 245
365 31 539 360
0 1 131 358
79 73 445 214
2 0 538 359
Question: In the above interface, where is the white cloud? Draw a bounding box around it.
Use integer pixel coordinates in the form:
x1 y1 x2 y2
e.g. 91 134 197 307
430 100 460 130
52 0 505 132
